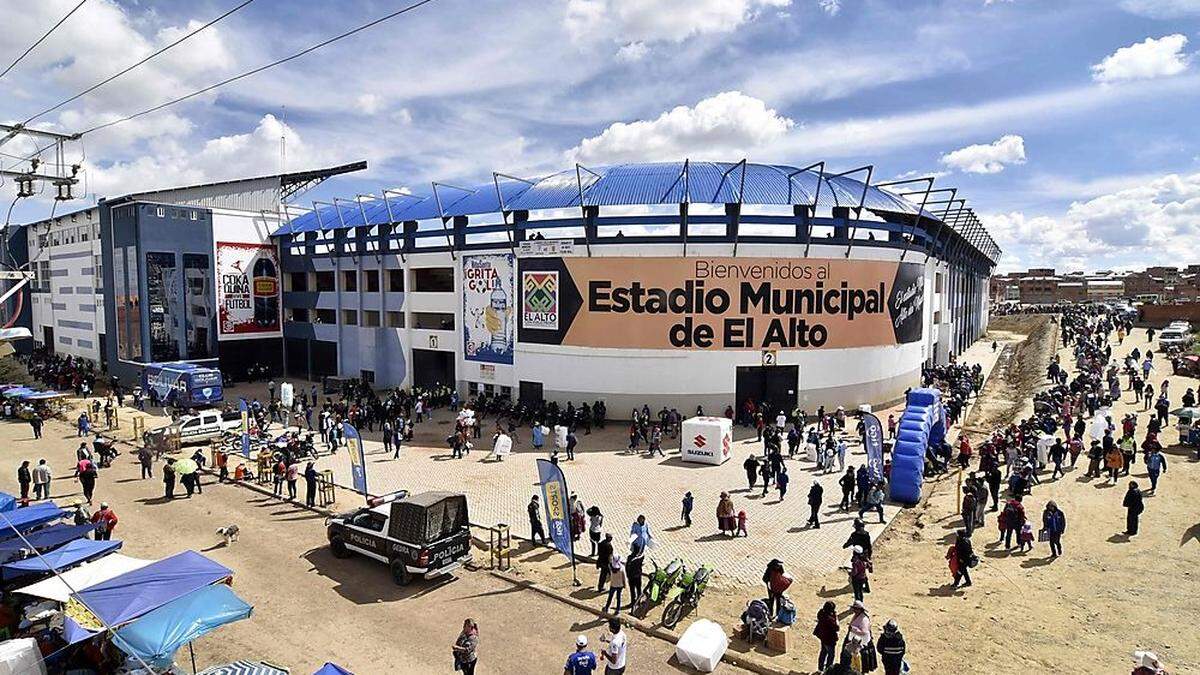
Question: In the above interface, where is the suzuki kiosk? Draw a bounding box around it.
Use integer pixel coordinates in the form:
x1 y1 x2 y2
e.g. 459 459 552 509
680 416 733 465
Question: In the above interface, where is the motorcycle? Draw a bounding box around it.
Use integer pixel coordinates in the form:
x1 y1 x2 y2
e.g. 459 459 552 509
633 557 683 617
662 563 712 629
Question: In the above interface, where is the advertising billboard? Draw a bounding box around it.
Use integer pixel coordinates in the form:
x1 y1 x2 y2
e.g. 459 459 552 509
462 253 515 365
518 257 924 350
215 242 281 339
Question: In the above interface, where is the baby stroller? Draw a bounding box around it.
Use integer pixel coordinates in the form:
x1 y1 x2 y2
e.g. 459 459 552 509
740 598 770 644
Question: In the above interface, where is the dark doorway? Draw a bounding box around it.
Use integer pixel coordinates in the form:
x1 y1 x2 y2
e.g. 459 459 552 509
285 338 309 380
98 334 107 370
42 326 54 353
735 365 799 416
519 380 543 406
412 349 455 389
310 340 339 379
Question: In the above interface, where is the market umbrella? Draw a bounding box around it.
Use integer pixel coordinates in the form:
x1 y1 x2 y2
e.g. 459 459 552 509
314 664 353 675
198 661 289 675
1169 407 1200 420
113 584 253 669
172 458 198 475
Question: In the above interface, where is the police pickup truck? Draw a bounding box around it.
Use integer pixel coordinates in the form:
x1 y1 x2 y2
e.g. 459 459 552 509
327 491 472 585
174 410 253 445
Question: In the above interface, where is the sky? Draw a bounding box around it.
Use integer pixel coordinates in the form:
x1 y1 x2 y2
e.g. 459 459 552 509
1 0 1198 273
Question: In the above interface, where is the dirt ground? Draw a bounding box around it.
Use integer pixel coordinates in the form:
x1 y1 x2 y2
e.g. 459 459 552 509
506 317 1200 675
0 418 752 674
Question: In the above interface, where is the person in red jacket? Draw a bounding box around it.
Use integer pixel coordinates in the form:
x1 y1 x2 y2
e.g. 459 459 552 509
812 601 839 672
91 503 118 541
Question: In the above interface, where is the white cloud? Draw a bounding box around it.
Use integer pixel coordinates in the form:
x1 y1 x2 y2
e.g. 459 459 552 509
82 115 331 196
563 0 791 44
940 134 1026 174
1091 34 1190 83
818 0 842 16
987 171 1200 271
1118 0 1200 18
356 94 383 115
617 42 650 62
740 47 970 104
568 91 794 164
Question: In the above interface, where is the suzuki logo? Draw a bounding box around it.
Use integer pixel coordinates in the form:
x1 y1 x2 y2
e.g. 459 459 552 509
694 434 707 448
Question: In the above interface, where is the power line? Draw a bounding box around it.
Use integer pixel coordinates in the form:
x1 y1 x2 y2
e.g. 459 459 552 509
78 0 438 137
0 0 90 81
23 0 258 125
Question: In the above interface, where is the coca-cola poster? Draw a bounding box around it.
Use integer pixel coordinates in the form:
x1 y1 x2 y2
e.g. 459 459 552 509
216 241 281 337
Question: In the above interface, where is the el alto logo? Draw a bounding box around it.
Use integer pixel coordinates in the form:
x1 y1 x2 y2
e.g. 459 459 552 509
693 434 707 448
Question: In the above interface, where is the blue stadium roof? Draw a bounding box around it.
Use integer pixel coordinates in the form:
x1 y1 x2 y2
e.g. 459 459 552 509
276 161 946 236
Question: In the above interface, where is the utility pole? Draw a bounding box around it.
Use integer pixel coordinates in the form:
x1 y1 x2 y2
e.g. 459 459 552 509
0 123 81 200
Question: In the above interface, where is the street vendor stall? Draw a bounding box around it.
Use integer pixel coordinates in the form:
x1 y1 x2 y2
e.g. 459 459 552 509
112 583 252 669
15 554 153 604
0 523 97 564
1 538 122 581
0 503 67 541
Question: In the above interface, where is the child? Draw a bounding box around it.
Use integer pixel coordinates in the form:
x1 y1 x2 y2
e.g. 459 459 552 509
1018 521 1035 552
681 491 694 527
736 510 748 537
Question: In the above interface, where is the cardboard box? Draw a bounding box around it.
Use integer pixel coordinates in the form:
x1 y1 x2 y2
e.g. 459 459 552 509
765 626 789 653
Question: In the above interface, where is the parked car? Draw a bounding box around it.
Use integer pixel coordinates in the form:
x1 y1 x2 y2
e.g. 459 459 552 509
327 491 472 585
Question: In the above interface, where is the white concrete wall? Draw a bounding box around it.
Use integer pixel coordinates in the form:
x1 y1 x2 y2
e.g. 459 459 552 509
28 208 105 362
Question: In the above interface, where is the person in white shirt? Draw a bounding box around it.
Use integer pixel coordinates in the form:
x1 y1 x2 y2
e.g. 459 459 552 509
600 618 627 675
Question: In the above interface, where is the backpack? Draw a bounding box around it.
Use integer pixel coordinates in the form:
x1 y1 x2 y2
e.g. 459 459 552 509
1002 502 1020 526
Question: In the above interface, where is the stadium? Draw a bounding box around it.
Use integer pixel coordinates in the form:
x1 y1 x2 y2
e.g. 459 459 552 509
275 160 1000 414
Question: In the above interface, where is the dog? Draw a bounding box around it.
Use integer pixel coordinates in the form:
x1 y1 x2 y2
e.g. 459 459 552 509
216 524 240 546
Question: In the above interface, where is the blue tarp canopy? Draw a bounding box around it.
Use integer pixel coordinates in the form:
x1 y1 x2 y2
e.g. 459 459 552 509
114 583 252 668
1 537 122 580
314 664 353 675
0 523 97 563
1 387 33 398
63 550 233 645
23 391 66 400
0 492 15 513
0 502 66 540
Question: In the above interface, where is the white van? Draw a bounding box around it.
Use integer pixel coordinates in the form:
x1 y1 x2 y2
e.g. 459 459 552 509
1158 327 1193 349
174 410 253 445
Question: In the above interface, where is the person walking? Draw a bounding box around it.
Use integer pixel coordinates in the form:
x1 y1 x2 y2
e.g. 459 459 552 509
806 479 824 529
1145 447 1167 494
1123 481 1144 536
90 503 118 541
1042 501 1066 558
451 618 479 675
775 465 789 501
838 467 855 511
600 618 627 675
32 459 52 501
529 495 547 545
877 620 907 675
17 461 31 501
949 529 974 588
743 454 759 490
137 446 153 479
717 492 736 536
858 483 885 524
680 491 693 528
849 546 872 602
602 554 626 615
304 462 318 507
29 413 42 440
75 456 97 505
596 534 613 591
813 601 840 672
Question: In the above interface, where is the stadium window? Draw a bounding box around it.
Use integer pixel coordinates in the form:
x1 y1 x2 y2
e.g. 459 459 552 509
363 310 381 327
289 308 310 323
289 272 308 292
93 255 103 291
412 267 454 292
386 311 405 328
314 308 336 324
412 312 455 330
315 271 335 292
342 309 358 325
387 269 404 292
364 269 380 293
342 270 358 292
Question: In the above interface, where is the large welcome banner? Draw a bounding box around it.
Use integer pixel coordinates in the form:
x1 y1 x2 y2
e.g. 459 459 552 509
518 257 925 350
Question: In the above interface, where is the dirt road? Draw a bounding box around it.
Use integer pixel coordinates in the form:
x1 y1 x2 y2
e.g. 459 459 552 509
0 418 751 674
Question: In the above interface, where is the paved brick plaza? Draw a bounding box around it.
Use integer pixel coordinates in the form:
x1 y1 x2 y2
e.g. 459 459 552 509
198 340 1000 586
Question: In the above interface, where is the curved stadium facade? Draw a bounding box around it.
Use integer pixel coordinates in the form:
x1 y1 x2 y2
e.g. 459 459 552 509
275 160 1000 412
